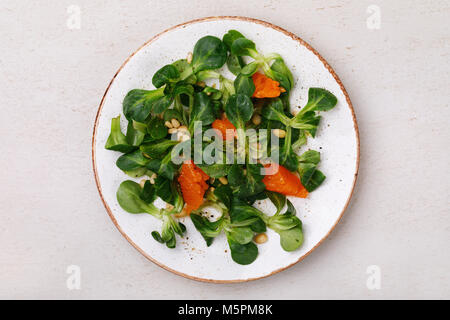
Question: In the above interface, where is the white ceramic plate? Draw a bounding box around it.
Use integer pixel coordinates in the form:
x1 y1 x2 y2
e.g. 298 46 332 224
92 17 359 283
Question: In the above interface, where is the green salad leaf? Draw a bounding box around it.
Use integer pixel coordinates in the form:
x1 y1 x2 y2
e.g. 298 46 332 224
152 64 180 88
234 74 255 97
126 121 145 147
231 38 258 59
224 94 254 129
190 214 225 247
116 149 149 171
227 237 258 265
228 164 265 199
297 150 326 192
116 180 160 217
140 139 178 159
123 88 165 122
146 152 177 180
265 191 286 215
189 92 216 132
105 115 135 153
270 58 294 92
196 163 230 178
191 36 227 73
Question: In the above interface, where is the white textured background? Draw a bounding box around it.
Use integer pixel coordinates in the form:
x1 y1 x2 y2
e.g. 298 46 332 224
0 0 449 299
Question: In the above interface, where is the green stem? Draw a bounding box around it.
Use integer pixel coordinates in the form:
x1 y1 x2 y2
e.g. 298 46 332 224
264 53 282 61
285 126 292 150
292 131 307 150
145 203 163 219
229 218 259 228
249 206 270 224
174 96 188 125
295 101 316 118
196 70 221 81
248 49 260 60
219 76 235 95
261 60 273 77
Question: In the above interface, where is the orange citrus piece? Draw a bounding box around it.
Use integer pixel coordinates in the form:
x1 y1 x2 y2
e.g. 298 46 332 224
252 72 286 98
262 164 308 198
212 118 236 140
178 160 210 214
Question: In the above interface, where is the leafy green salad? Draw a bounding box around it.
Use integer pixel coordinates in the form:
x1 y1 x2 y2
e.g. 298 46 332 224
105 30 337 265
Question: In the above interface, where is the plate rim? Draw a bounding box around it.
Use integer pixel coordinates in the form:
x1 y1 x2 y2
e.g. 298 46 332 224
91 16 360 283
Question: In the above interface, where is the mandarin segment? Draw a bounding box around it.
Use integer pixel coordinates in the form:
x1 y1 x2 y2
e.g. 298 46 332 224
252 72 285 98
178 160 210 214
212 118 236 140
262 164 308 198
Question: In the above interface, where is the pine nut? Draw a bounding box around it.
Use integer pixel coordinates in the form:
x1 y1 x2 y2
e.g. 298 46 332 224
143 152 151 159
273 129 286 138
166 203 174 210
254 233 268 244
139 179 148 188
197 81 206 87
171 118 180 128
178 125 188 133
164 121 173 128
218 177 228 185
186 52 193 64
168 128 178 134
251 114 262 125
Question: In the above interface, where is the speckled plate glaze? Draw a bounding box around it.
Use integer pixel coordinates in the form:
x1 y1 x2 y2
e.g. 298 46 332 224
92 16 359 283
